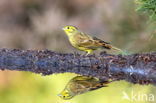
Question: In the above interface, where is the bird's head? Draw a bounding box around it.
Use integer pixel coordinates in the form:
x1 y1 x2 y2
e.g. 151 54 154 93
62 26 78 36
58 89 74 100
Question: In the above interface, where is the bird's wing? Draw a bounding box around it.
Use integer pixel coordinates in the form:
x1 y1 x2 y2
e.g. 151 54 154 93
71 76 94 81
76 32 93 45
69 80 91 94
92 37 110 44
74 32 100 49
75 32 110 49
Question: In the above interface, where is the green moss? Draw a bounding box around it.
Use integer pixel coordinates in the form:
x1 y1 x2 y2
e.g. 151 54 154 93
135 0 156 21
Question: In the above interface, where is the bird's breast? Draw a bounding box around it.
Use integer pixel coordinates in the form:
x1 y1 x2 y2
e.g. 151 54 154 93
69 36 78 46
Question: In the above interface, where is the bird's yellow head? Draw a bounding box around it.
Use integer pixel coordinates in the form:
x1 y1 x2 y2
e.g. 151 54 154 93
58 89 74 100
62 26 78 36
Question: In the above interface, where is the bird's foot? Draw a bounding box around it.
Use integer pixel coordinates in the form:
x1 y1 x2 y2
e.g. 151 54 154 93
81 52 88 56
100 51 107 55
73 51 81 58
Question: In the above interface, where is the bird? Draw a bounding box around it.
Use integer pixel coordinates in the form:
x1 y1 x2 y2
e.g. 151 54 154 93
62 25 123 55
58 76 109 100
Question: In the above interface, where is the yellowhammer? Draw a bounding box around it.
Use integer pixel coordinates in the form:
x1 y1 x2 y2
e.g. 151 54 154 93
58 76 109 100
62 25 123 55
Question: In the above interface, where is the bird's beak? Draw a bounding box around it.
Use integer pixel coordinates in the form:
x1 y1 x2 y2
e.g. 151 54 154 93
57 94 62 97
62 28 66 30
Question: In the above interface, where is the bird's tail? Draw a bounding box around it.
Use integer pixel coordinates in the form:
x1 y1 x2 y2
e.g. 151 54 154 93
100 42 122 51
101 43 123 52
111 46 123 52
96 80 110 88
110 46 130 55
100 42 127 54
101 80 110 87
90 81 109 91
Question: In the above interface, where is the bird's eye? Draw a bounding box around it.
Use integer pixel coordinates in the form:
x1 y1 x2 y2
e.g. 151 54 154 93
67 27 69 29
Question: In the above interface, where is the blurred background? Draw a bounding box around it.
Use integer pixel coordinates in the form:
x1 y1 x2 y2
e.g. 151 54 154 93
0 0 155 103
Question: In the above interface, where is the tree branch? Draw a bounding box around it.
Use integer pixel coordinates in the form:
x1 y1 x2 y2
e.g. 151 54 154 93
0 48 155 85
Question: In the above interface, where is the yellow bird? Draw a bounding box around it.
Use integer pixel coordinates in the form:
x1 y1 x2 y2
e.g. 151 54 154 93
58 76 109 100
62 25 123 55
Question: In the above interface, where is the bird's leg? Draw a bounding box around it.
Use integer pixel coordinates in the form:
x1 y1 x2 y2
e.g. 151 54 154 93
73 51 76 58
85 52 89 56
73 51 78 56
92 53 96 56
85 50 93 56
100 51 107 55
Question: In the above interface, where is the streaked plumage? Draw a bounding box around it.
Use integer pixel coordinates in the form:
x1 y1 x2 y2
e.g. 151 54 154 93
58 76 109 100
62 25 123 55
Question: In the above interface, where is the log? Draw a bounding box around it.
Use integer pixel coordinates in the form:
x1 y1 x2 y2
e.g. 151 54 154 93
0 48 155 85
